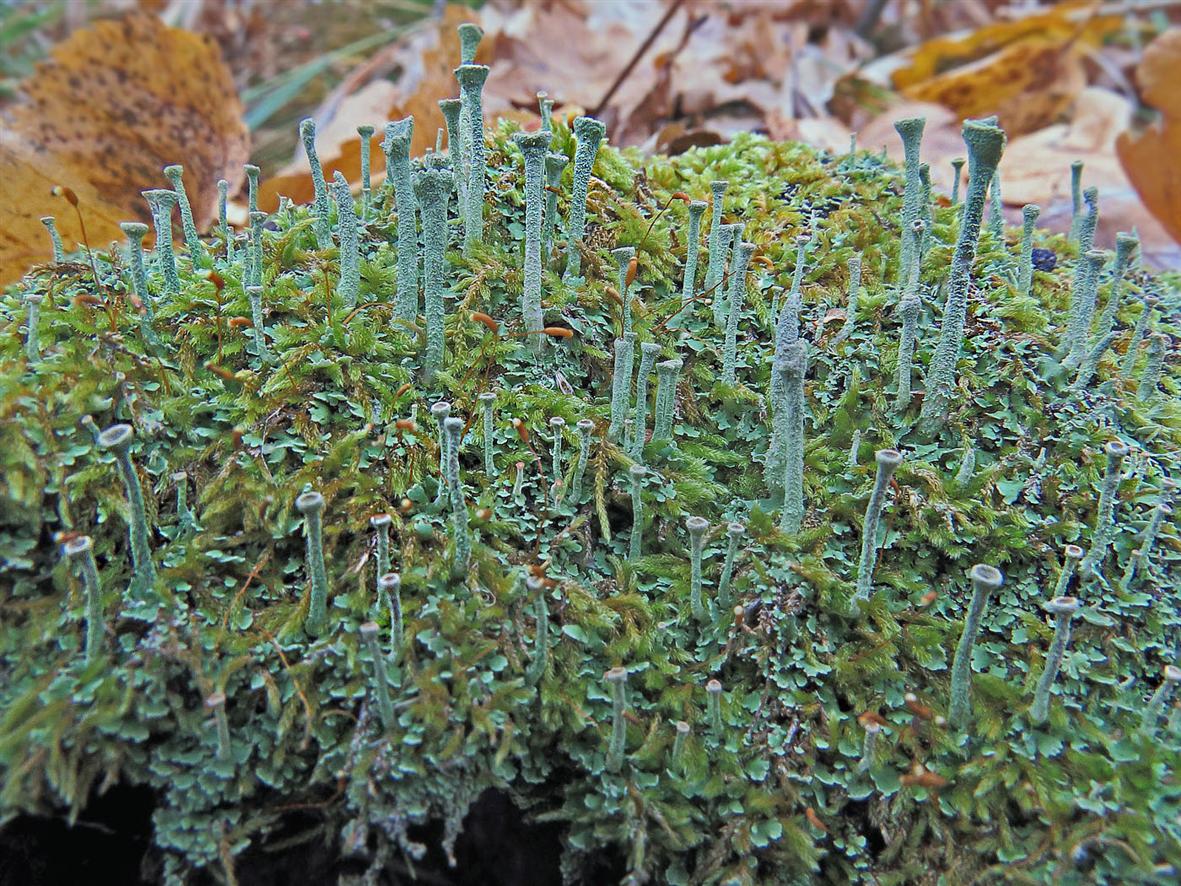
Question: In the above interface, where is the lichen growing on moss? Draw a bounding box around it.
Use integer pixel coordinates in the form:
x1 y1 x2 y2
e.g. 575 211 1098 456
1 31 1180 884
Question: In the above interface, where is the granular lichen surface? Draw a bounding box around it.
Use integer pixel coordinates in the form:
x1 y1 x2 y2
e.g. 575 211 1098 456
1 42 1180 885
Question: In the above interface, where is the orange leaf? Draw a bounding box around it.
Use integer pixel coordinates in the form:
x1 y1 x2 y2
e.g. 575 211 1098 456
1117 29 1181 247
0 14 248 284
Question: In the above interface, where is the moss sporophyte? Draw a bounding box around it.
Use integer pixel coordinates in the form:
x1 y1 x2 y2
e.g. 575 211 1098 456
4 19 1180 884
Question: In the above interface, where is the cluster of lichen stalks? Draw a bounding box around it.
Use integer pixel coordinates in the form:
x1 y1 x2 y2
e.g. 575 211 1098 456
13 18 1180 883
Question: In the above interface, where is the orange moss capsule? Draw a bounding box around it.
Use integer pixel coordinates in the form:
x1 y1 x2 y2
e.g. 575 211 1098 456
205 363 238 382
513 418 530 443
903 693 935 720
751 254 775 270
470 311 499 334
804 807 828 833
399 498 413 514
920 590 937 607
208 271 225 292
543 326 573 339
604 286 622 307
670 191 691 203
73 293 102 307
393 382 413 399
228 316 253 329
51 185 79 207
625 257 638 288
858 711 889 729
476 507 492 521
395 418 417 432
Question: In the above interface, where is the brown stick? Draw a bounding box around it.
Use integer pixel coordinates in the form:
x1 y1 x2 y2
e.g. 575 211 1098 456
590 0 687 118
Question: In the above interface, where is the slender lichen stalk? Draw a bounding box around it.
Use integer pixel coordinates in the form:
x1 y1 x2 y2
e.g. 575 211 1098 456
383 118 419 321
686 516 709 623
371 513 392 575
988 168 1004 243
478 392 497 476
511 461 526 504
360 622 396 732
330 171 361 311
704 180 729 324
778 341 808 533
569 419 595 503
163 165 201 257
245 286 270 361
142 189 180 296
23 294 42 363
631 343 661 459
1030 596 1080 724
918 118 1005 433
543 151 567 258
848 430 862 470
948 564 1005 729
717 521 744 611
608 333 636 442
1070 330 1118 393
894 221 924 413
670 200 706 329
858 721 882 774
1093 232 1138 344
1017 204 1040 295
950 157 965 205
672 721 690 772
121 222 153 322
831 254 862 345
40 216 65 263
1119 295 1158 381
173 472 194 535
1062 250 1107 368
415 160 455 384
248 211 266 289
605 667 628 772
612 246 637 335
515 130 553 349
205 692 231 762
652 358 682 445
526 575 549 686
455 65 490 254
98 424 156 592
714 223 743 326
64 536 103 662
628 464 646 562
1120 493 1173 592
1052 544 1084 598
443 417 472 576
244 163 260 215
296 491 329 636
1140 665 1181 737
216 180 232 261
562 116 607 279
706 679 723 741
853 448 903 604
357 124 375 215
1079 440 1130 580
894 116 925 288
722 242 755 385
299 119 333 248
549 417 566 503
377 572 402 662
1136 333 1166 400
1068 160 1084 242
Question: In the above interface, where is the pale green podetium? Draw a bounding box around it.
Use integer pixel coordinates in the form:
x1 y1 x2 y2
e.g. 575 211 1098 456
205 692 232 763
721 241 755 385
245 163 260 214
383 117 419 321
543 151 567 258
948 564 1004 729
1068 160 1084 243
1017 204 1040 295
1029 595 1080 725
330 171 361 311
23 293 43 363
1136 333 1167 400
1079 439 1129 580
40 216 65 263
549 416 566 504
1119 295 1159 381
686 516 709 623
706 678 724 741
778 340 807 534
414 159 455 384
652 358 682 446
299 119 333 248
717 521 744 611
628 464 646 563
631 342 661 459
853 449 904 604
455 64 490 254
894 221 924 413
514 130 553 349
918 117 1005 433
478 392 497 476
612 246 637 334
443 417 472 576
1062 250 1107 368
1140 665 1181 738
248 211 267 289
607 332 636 443
377 570 403 662
950 156 965 205
163 165 201 257
894 116 925 289
217 180 232 261
563 116 607 279
671 200 706 329
117 223 150 326
703 180 728 323
569 418 595 503
988 168 1004 243
1052 544 1084 598
1093 231 1138 345
605 667 628 772
245 286 270 361
63 535 104 663
142 189 180 296
357 124 376 214
525 575 549 686
713 223 743 326
98 424 157 592
1121 493 1172 591
360 621 396 732
296 491 330 636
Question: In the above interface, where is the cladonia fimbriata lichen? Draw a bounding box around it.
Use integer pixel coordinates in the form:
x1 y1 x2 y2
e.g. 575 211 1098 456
612 246 637 335
1120 294 1159 381
357 124 376 214
628 464 646 563
854 449 903 604
40 216 65 263
631 342 661 459
605 667 628 772
671 200 706 329
918 117 1005 433
98 423 157 593
443 417 471 575
988 168 1004 243
415 160 455 383
142 189 180 296
1140 665 1181 737
163 165 201 257
543 151 567 258
23 293 42 363
894 116 925 289
549 416 566 503
652 358 682 446
778 340 807 533
1093 232 1138 345
1079 440 1130 581
721 241 755 385
1017 204 1040 295
478 392 497 476
950 156 965 205
1069 160 1084 243
1136 333 1166 400
570 418 595 504
296 491 329 636
894 221 924 413
1052 544 1085 599
608 333 636 443
1030 595 1080 724
563 116 607 279
703 180 729 321
717 521 744 611
383 118 419 320
831 254 862 345
525 575 549 686
686 516 709 623
331 171 361 311
948 564 1004 729
360 621 396 731
299 119 333 248
63 536 103 662
515 130 553 350
1063 250 1107 368
706 678 723 742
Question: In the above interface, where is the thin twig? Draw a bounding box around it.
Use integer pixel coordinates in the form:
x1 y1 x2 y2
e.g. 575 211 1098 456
591 0 687 117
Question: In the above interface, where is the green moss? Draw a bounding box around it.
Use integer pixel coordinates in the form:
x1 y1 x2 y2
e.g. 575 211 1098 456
1 88 1180 886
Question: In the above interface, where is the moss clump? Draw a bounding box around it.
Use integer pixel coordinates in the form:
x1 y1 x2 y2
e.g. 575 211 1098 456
1 45 1180 883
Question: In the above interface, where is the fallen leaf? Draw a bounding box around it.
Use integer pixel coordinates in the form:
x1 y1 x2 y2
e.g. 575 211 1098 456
1 14 249 283
1116 28 1181 249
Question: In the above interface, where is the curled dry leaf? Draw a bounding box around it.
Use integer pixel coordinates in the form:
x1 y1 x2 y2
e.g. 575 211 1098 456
0 14 249 284
1116 28 1181 249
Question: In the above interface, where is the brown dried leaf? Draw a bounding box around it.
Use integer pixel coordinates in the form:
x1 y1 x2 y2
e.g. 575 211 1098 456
0 14 249 283
1116 28 1181 249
